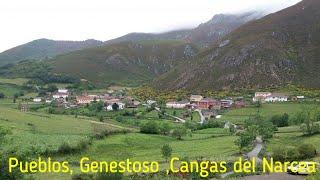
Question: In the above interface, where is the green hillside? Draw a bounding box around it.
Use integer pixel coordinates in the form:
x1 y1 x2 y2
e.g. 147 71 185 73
154 0 320 91
49 40 199 87
0 39 103 66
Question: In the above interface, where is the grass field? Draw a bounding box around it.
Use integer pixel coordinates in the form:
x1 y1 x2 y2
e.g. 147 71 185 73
0 106 131 156
267 126 320 156
48 128 237 179
219 103 319 124
0 83 22 97
0 98 319 179
0 77 29 86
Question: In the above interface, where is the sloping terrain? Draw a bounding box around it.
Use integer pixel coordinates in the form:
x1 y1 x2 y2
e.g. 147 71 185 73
106 11 264 48
154 0 320 90
50 40 199 86
0 39 103 66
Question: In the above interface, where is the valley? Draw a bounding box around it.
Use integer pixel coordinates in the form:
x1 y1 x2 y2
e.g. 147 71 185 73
0 79 319 179
0 0 319 179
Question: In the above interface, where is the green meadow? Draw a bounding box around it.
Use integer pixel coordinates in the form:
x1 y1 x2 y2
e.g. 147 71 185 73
0 90 319 180
0 106 130 156
0 77 29 86
219 103 319 124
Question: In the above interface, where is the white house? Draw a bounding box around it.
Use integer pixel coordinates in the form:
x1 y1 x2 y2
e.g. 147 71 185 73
33 97 42 103
190 95 203 103
253 92 272 102
45 99 52 104
106 102 125 111
166 101 189 109
76 95 95 104
53 93 68 99
146 100 156 105
58 89 68 93
265 93 288 102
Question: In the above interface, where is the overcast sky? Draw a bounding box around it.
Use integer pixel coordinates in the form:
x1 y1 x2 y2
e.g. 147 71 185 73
0 0 301 52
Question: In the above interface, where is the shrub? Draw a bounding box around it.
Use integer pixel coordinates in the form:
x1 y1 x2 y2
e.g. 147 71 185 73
270 113 289 127
234 132 254 152
57 142 75 154
112 103 119 111
77 139 90 150
0 153 25 180
298 143 317 159
99 115 104 122
197 120 224 130
140 121 159 134
161 144 172 162
272 146 300 162
300 122 320 135
0 92 5 99
172 127 187 140
115 116 124 122
71 173 93 180
159 122 171 135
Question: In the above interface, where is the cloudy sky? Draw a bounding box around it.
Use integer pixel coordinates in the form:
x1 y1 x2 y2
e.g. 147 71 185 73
0 0 301 52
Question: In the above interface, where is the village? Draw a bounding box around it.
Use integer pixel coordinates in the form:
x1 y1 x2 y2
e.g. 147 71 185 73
27 88 306 124
0 79 318 180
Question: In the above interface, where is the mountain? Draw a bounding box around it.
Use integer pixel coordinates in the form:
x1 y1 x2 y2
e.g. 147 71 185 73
50 40 199 86
153 0 320 91
0 39 103 66
106 11 265 48
106 30 190 44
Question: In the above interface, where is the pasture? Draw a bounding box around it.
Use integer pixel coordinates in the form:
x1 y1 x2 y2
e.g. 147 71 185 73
0 77 29 86
0 106 131 156
219 103 319 124
267 126 320 156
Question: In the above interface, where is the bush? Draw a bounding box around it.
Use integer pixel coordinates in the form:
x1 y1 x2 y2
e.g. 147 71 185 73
140 121 159 134
122 110 136 116
71 173 93 180
0 153 25 180
234 132 255 152
197 120 224 130
298 143 317 159
159 122 171 135
270 113 289 127
161 144 172 162
57 142 75 154
172 127 187 140
115 116 124 122
300 122 320 135
272 146 300 162
0 92 5 99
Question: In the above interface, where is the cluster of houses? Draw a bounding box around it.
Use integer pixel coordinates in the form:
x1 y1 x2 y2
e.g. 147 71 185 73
165 95 246 110
165 91 305 111
76 93 140 111
252 92 305 102
31 88 305 114
32 88 140 111
33 89 69 104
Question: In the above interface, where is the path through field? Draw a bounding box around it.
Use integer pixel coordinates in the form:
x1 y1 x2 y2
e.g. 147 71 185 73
154 107 186 123
195 109 205 124
221 136 263 178
246 136 263 163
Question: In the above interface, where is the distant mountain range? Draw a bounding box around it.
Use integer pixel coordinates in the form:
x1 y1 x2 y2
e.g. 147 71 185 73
106 11 265 48
0 39 104 66
50 40 198 86
0 11 264 67
154 0 320 90
0 11 265 87
1 0 319 90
